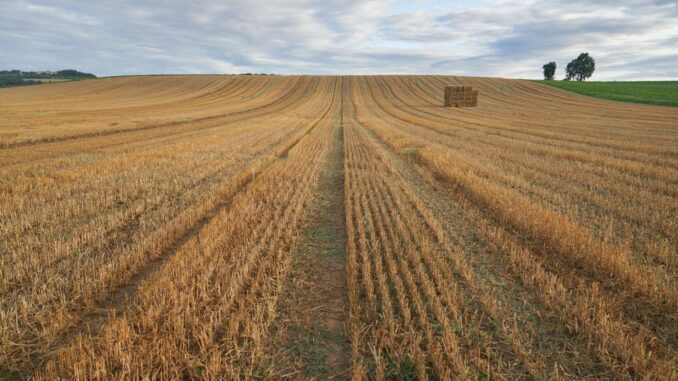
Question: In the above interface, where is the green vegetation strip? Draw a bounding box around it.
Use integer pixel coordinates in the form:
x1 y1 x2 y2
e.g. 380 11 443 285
534 80 678 107
0 70 96 89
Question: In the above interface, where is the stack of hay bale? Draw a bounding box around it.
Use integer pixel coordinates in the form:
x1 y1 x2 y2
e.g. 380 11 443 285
444 85 479 107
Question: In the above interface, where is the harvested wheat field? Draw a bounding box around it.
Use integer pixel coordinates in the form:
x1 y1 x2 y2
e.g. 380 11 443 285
0 75 677 380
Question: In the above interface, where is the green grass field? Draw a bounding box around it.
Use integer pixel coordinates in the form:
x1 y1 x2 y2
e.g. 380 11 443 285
534 80 678 107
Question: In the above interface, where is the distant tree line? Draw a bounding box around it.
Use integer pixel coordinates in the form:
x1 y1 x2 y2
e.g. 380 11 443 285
0 77 37 87
0 69 96 88
0 69 96 79
542 53 595 81
0 75 39 88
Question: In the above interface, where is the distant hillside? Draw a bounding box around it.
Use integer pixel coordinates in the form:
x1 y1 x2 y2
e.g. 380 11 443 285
0 69 96 88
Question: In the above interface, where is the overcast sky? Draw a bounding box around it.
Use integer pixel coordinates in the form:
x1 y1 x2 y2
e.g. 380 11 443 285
2 0 677 80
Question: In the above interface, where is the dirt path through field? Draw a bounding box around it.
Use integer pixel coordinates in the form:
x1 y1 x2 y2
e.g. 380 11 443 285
300 115 350 378
264 81 350 379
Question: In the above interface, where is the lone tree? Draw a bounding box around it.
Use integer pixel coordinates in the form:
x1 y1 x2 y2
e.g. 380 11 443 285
564 53 595 81
542 62 556 80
